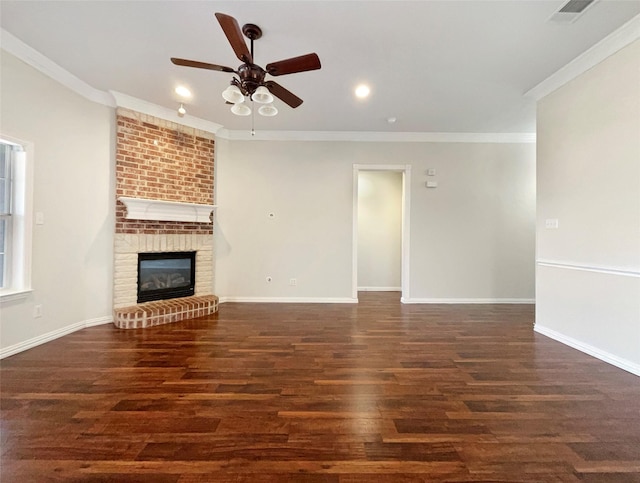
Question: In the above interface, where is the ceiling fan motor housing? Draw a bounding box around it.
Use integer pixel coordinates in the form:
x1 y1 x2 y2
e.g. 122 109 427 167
235 63 267 97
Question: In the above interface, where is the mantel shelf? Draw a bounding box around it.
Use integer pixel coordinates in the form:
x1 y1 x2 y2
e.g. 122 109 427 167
119 197 216 223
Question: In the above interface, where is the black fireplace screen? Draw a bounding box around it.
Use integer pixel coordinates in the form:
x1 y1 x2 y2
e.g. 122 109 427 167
137 251 196 303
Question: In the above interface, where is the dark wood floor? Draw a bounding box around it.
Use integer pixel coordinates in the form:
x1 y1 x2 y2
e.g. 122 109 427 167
1 292 639 482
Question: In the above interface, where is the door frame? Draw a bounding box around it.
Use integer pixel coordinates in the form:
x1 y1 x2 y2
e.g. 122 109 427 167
352 164 411 303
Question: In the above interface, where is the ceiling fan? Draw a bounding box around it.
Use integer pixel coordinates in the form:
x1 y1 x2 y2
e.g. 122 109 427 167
171 12 321 117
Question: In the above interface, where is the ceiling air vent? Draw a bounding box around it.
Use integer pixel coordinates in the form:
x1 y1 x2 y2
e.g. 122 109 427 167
549 0 598 23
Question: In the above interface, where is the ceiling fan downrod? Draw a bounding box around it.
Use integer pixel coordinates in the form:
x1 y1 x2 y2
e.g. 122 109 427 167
242 23 262 60
238 23 264 96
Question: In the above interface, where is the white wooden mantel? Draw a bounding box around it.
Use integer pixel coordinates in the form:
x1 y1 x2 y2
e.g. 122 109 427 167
119 196 216 223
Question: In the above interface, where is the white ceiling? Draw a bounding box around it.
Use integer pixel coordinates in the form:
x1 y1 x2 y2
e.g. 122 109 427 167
2 1 639 134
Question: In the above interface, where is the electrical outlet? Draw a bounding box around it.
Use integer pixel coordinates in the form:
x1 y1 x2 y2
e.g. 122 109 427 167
34 304 43 318
289 278 297 286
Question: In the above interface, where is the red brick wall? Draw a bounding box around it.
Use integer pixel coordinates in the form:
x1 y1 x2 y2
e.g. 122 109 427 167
115 111 214 234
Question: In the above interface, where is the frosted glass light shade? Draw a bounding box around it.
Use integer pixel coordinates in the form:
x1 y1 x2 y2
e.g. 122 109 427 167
251 86 274 104
258 104 278 117
222 85 244 104
231 102 252 116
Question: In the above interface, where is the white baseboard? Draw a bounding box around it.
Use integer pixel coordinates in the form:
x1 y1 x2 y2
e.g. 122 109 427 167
535 324 640 377
85 316 113 327
402 298 535 304
358 286 401 292
218 296 532 305
219 296 358 304
0 316 113 359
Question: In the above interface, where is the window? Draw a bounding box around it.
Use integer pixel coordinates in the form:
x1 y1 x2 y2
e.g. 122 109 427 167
0 143 12 287
0 138 32 298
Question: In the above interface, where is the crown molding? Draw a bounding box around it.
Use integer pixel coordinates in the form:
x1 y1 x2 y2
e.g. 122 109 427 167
1 28 116 107
109 91 223 134
1 28 222 134
216 129 536 143
525 13 640 101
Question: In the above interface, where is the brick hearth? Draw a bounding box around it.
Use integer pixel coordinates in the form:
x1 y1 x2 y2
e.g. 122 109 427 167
113 295 218 329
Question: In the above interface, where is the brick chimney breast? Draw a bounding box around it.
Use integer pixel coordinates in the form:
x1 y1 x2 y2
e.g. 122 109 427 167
113 109 217 327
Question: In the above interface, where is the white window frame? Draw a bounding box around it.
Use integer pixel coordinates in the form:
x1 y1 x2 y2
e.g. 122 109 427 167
0 136 34 301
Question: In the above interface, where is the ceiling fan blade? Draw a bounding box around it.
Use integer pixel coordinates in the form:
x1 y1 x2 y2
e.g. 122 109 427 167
266 53 321 76
214 12 252 64
171 58 235 73
265 81 303 108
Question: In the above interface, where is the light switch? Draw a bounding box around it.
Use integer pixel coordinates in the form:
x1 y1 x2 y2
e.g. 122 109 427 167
427 169 436 176
35 212 44 225
545 219 559 229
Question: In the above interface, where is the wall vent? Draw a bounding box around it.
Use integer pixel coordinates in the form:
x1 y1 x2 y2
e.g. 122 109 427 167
549 0 598 23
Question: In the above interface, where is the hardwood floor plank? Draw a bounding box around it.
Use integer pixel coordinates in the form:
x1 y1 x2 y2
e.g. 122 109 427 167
1 292 639 481
570 443 640 461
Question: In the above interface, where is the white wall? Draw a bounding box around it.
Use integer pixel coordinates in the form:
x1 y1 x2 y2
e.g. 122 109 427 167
357 171 402 290
0 51 114 354
535 40 640 375
214 139 535 303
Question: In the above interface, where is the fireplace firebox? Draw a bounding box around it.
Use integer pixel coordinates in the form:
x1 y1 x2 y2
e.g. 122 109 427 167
137 251 196 303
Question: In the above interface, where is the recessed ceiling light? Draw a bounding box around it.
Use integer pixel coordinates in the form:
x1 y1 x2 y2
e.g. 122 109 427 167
175 85 192 98
355 84 370 99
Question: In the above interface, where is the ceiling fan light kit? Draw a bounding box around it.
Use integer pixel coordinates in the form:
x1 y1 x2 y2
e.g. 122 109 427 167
222 85 245 104
251 86 274 104
230 102 252 116
258 104 278 117
171 12 321 123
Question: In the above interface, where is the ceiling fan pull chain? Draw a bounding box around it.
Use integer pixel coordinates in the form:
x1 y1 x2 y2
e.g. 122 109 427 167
251 101 256 136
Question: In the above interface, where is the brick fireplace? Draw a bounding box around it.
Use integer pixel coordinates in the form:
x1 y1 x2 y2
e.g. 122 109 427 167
113 108 218 329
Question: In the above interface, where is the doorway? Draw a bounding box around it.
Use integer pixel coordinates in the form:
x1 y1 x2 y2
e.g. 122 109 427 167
352 165 411 302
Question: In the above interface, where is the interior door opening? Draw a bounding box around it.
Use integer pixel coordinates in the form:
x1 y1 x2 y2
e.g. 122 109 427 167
352 165 411 302
357 171 402 292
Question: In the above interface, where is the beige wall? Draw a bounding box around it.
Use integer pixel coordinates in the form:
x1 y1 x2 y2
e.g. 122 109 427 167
214 139 536 302
535 40 640 374
0 51 114 353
